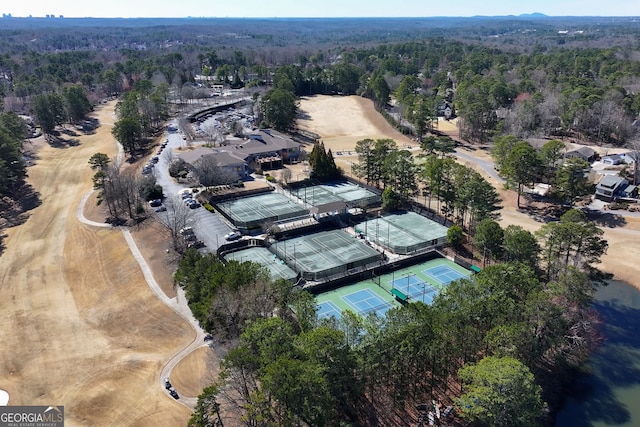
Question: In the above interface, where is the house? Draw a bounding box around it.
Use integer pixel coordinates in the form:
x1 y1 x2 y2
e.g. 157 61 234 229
437 102 454 119
179 147 249 180
565 146 597 163
595 175 629 201
622 185 638 199
602 154 624 165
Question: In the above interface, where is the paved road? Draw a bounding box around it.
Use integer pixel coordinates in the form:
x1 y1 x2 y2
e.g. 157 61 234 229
152 123 234 252
452 148 505 184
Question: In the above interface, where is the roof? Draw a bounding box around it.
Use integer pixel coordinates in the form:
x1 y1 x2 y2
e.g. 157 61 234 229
597 175 627 189
603 154 622 160
178 147 216 164
206 151 246 167
310 201 348 215
232 129 299 156
179 129 299 167
567 146 596 158
623 185 637 195
179 147 245 167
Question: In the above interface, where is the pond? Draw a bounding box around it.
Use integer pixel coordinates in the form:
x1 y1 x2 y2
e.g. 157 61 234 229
554 280 640 426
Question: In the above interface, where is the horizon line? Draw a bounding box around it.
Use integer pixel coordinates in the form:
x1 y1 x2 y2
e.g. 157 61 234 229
2 14 639 19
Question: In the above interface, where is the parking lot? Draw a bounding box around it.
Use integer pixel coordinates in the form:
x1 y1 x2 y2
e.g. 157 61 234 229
152 123 234 251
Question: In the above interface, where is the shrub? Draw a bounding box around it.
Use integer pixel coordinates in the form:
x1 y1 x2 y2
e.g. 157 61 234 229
266 175 276 182
447 224 464 248
204 203 215 212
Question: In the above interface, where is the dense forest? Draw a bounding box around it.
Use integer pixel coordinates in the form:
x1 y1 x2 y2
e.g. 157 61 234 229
1 15 638 425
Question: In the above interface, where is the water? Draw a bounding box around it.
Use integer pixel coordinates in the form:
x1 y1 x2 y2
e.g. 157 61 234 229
554 280 640 426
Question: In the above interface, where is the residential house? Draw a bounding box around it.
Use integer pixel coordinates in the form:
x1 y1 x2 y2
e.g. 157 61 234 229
565 146 597 163
595 175 629 201
437 102 454 119
602 154 624 165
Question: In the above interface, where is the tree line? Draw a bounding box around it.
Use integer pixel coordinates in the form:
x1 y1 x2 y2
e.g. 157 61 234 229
180 205 607 426
352 136 502 231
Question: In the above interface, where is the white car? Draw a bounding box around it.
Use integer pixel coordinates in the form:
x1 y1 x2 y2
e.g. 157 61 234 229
225 231 242 241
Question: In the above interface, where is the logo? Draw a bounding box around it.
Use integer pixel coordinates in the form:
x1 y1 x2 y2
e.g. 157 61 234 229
0 406 64 427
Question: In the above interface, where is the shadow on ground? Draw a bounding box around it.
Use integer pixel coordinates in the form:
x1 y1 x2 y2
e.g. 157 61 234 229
583 208 627 228
0 183 42 257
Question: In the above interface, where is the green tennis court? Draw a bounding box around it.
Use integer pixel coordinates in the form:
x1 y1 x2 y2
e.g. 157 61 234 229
291 181 380 208
356 211 449 254
224 247 298 281
216 192 309 229
271 229 382 280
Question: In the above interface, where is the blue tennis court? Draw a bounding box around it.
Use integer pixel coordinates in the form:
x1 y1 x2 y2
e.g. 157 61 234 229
317 301 342 320
342 289 394 317
391 275 439 303
424 265 469 285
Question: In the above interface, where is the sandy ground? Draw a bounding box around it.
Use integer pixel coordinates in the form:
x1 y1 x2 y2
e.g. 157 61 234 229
170 346 220 397
297 95 640 290
0 101 195 425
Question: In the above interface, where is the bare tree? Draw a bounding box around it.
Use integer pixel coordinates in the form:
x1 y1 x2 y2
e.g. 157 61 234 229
99 162 145 222
178 117 195 147
161 147 175 164
625 136 640 185
201 121 225 146
280 168 292 185
156 195 195 252
193 155 240 187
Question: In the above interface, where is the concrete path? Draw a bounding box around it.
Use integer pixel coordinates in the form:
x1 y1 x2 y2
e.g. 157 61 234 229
77 190 207 409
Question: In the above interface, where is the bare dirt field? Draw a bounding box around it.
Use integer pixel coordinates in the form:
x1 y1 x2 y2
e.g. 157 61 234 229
170 347 219 397
0 102 195 426
297 95 640 290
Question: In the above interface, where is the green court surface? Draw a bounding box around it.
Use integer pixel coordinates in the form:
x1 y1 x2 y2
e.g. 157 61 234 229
271 229 382 280
291 181 380 208
356 211 449 254
315 256 472 319
216 192 309 229
224 247 298 281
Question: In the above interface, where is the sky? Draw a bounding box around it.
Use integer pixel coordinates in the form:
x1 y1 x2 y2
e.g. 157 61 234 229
2 0 639 19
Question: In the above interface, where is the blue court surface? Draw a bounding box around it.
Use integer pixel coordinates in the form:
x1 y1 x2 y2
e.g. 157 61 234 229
391 276 439 303
342 289 394 317
317 301 342 320
424 265 469 284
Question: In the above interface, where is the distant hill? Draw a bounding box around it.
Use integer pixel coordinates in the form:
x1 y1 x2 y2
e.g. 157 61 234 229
519 13 548 18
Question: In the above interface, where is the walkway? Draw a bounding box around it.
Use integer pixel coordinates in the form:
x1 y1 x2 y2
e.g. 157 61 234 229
77 190 208 409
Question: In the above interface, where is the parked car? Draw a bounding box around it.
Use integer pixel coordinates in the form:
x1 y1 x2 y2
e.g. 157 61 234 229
151 156 159 163
164 378 172 390
154 205 167 212
149 199 162 207
179 227 194 236
189 201 201 209
187 240 205 249
169 388 179 400
225 231 242 241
